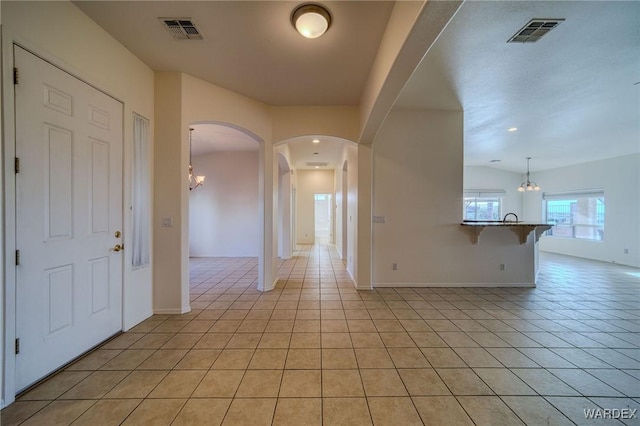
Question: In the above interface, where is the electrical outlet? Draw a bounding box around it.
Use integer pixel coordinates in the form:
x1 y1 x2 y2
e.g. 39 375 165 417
373 216 386 223
162 217 173 227
500 264 506 271
392 263 398 271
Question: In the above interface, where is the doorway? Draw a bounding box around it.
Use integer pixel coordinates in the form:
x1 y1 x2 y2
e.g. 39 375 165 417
314 193 333 244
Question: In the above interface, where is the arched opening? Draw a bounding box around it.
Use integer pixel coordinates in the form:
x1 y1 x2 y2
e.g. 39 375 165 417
273 135 358 283
187 122 264 293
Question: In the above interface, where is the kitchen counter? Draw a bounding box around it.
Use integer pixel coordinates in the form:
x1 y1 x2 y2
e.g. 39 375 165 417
460 221 553 244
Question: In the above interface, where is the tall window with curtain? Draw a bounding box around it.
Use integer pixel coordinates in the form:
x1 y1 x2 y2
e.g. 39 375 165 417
132 114 151 268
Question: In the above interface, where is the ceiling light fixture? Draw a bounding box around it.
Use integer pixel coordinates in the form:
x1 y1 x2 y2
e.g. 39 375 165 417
291 3 331 39
312 139 320 144
508 127 518 132
518 157 540 192
188 128 205 190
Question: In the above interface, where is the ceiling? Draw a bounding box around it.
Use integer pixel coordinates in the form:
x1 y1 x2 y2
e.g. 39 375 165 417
74 1 639 174
395 1 640 173
283 136 350 170
73 0 394 106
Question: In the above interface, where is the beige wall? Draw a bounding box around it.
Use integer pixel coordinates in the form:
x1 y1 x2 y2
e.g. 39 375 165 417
189 151 260 257
153 72 187 312
1 0 155 406
372 109 536 286
295 170 335 244
271 106 359 143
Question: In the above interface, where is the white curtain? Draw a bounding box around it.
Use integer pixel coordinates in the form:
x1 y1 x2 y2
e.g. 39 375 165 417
132 114 150 269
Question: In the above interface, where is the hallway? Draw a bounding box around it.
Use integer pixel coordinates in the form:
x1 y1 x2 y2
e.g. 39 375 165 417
2 244 639 425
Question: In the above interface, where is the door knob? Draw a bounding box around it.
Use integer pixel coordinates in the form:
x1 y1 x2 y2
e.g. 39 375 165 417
112 244 124 252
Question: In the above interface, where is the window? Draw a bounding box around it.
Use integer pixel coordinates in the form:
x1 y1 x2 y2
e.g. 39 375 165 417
463 190 505 221
132 114 151 268
544 190 605 241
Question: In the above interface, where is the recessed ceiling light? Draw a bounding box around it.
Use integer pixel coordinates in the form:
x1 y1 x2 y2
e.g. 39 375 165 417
315 166 320 169
508 127 518 132
312 139 320 144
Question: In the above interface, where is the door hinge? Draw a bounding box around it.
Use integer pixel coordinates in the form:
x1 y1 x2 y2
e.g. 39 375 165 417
16 249 21 266
13 67 19 85
15 338 20 355
15 157 20 174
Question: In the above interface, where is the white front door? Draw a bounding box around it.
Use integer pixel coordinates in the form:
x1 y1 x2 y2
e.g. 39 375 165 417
14 46 124 391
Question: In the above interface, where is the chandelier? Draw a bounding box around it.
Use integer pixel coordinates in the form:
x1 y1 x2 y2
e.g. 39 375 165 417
518 157 540 192
188 127 205 190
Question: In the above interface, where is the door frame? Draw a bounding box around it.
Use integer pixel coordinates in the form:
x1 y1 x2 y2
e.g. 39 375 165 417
2 35 126 407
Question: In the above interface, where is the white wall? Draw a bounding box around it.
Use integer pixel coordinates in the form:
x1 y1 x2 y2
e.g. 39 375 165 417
464 166 524 218
335 164 345 258
1 0 154 406
189 151 259 257
295 170 334 244
523 154 640 268
372 109 537 286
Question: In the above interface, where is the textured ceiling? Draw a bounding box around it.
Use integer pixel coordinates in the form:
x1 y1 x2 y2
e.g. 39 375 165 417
74 1 639 173
395 1 640 173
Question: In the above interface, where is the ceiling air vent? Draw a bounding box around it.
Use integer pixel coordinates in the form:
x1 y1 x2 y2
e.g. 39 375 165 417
161 18 203 40
306 162 328 167
508 19 564 43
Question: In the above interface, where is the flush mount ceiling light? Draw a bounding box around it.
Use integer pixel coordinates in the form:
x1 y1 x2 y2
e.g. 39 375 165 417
518 157 540 192
291 3 331 39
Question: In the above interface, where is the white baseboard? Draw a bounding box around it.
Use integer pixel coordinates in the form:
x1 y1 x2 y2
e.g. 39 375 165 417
153 307 190 315
373 282 536 288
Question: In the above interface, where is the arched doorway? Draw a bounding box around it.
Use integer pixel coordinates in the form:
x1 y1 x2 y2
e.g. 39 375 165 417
187 122 267 290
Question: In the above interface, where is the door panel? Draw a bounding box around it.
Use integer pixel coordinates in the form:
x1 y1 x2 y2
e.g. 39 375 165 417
14 46 124 391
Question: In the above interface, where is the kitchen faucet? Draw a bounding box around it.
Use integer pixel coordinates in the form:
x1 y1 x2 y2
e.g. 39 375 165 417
503 213 518 223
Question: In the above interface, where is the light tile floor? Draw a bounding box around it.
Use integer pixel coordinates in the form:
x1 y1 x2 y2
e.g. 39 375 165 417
2 244 639 425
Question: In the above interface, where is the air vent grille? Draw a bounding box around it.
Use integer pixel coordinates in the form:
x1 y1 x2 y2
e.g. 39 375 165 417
508 19 564 43
306 162 328 167
161 18 203 40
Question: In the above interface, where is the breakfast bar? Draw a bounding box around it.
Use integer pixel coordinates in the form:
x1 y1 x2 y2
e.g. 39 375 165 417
460 221 553 245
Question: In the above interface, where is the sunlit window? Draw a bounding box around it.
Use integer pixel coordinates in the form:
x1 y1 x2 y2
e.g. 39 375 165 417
544 190 605 241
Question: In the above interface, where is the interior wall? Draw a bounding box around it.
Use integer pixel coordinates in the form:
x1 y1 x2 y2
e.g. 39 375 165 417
153 72 186 313
334 165 344 258
464 166 524 218
523 154 640 267
271 106 359 143
344 145 358 278
1 0 155 406
189 151 259 257
277 157 292 259
180 73 277 292
296 170 335 244
372 109 536 286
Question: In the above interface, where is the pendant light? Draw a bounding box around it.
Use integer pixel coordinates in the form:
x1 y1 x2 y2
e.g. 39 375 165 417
291 4 331 39
188 128 205 190
518 157 540 192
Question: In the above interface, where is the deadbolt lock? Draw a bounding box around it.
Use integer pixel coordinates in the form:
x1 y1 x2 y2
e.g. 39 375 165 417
114 231 121 238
